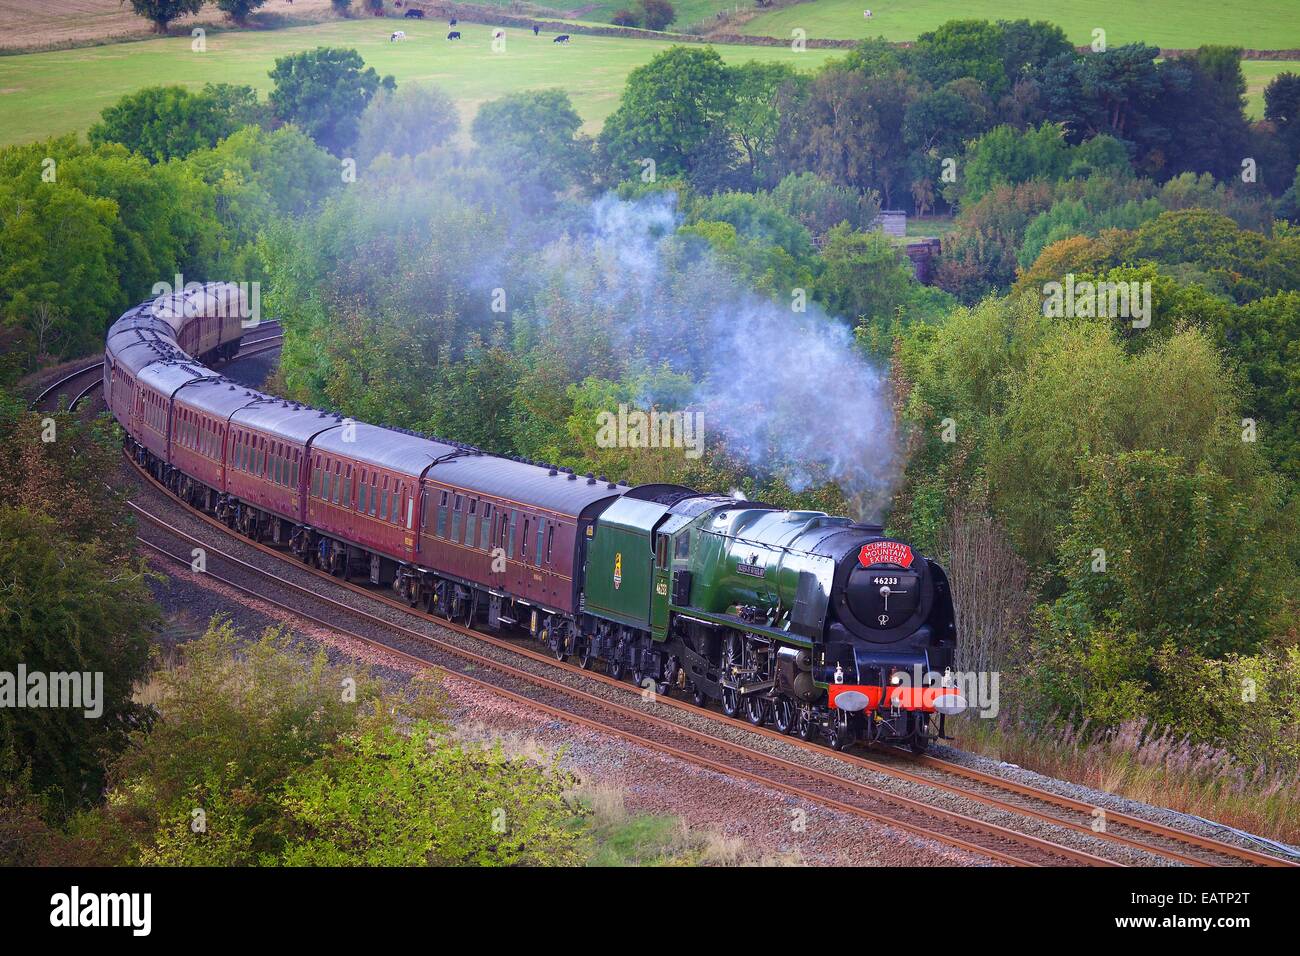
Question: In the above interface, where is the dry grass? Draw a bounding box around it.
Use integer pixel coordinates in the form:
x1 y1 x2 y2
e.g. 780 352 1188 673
0 0 338 53
954 713 1300 846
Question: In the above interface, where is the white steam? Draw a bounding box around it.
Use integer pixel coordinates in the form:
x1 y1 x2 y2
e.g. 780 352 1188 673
566 192 899 521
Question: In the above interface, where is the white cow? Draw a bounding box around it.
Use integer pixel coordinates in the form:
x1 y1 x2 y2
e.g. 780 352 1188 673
390 30 407 41
864 10 872 18
493 29 504 38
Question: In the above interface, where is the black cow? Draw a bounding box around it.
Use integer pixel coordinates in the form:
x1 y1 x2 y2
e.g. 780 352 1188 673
404 8 424 17
532 24 539 35
449 17 457 25
447 30 461 40
554 34 570 43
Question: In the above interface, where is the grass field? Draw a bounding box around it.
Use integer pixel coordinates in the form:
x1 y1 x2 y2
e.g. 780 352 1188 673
1244 60 1293 119
0 19 839 148
0 0 339 52
742 0 1300 49
467 0 746 31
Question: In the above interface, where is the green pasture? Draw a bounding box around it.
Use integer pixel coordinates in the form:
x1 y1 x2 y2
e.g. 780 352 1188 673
0 19 838 147
743 0 1300 49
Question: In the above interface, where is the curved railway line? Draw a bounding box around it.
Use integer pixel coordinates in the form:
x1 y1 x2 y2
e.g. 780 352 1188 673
124 451 1300 868
31 321 283 413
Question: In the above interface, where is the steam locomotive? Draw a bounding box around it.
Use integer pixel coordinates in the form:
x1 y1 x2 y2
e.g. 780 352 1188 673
105 284 963 752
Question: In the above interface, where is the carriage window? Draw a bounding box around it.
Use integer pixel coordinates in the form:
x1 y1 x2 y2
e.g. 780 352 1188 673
436 491 447 538
535 520 544 567
675 532 690 559
391 488 402 524
359 479 369 514
369 476 379 516
311 462 321 497
521 517 530 559
343 466 352 507
546 524 554 564
451 495 462 540
508 510 517 556
465 499 478 546
480 505 492 551
293 451 300 487
406 496 414 531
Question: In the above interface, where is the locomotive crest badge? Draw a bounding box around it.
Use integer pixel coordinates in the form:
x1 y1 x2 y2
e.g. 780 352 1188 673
613 552 622 589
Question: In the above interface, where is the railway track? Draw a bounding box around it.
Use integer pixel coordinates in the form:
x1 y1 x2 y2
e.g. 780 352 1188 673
126 453 1299 868
129 488 1111 867
31 322 283 413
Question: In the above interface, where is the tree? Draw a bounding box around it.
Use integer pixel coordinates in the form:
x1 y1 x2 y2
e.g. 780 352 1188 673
817 224 915 325
0 136 220 363
330 0 352 13
471 89 593 196
610 9 640 27
1048 449 1290 661
356 83 460 166
0 508 156 815
639 0 675 31
121 0 204 33
89 84 262 163
726 61 796 188
1265 72 1300 169
775 65 915 206
996 18 1072 81
598 46 734 185
268 47 393 155
186 124 339 276
955 123 1073 205
215 0 267 24
911 19 1008 97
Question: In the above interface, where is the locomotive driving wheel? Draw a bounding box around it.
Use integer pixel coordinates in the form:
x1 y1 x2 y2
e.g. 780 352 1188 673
743 693 769 726
720 633 742 717
795 705 815 741
772 695 795 734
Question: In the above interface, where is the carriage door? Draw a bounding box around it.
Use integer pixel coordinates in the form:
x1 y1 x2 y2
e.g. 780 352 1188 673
651 532 670 642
